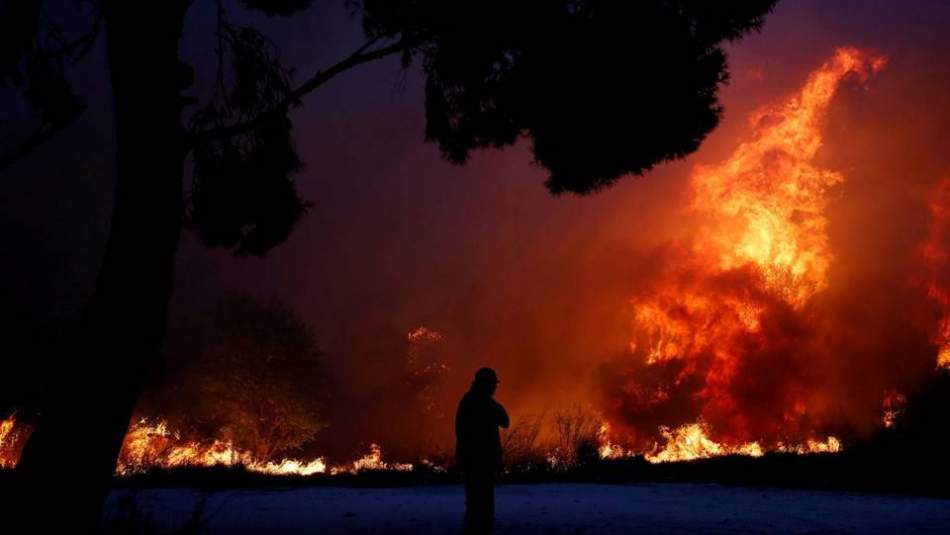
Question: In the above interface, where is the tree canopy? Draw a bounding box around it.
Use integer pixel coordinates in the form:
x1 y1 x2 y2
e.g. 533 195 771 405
3 0 778 255
360 0 777 194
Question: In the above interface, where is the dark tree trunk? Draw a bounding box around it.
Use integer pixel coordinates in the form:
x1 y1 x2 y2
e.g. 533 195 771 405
7 1 189 531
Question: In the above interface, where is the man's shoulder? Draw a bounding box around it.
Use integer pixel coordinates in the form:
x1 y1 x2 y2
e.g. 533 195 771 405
457 391 477 410
458 391 491 409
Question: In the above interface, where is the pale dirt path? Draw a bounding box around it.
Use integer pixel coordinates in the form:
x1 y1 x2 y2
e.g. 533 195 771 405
101 483 950 534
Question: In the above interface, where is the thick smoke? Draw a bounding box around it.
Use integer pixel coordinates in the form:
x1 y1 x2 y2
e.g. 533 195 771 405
147 4 950 462
596 48 949 451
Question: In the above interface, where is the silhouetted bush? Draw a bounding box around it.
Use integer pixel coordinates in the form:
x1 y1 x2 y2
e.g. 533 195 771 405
501 413 548 473
551 403 601 470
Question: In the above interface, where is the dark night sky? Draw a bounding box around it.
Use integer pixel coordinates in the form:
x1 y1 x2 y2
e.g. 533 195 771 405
3 0 950 430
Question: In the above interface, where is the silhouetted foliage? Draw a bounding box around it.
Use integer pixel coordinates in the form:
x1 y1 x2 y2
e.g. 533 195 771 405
358 0 778 194
501 413 547 472
0 308 69 421
138 292 328 459
4 0 778 252
881 370 950 455
185 0 778 253
552 403 601 469
241 0 313 17
0 1 92 167
185 24 309 255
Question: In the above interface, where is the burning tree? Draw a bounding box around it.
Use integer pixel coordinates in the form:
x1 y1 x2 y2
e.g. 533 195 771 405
404 327 451 425
138 292 327 461
599 48 894 457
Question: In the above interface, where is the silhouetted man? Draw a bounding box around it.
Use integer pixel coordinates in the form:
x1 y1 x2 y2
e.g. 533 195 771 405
456 367 509 534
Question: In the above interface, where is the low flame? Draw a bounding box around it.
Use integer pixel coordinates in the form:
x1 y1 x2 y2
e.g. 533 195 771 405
644 422 764 463
116 419 414 476
116 419 329 476
597 420 841 464
2 418 414 476
597 423 634 460
780 436 842 455
331 443 413 475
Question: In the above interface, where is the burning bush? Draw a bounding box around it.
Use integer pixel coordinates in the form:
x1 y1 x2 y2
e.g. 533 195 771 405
136 292 328 462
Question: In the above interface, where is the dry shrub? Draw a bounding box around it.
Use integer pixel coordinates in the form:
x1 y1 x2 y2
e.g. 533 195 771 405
552 403 601 469
501 413 547 472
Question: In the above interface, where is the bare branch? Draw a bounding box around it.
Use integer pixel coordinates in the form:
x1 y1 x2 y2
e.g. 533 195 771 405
193 36 407 144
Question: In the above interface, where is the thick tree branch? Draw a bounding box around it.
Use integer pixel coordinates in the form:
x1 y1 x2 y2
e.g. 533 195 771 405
193 36 408 144
213 0 229 106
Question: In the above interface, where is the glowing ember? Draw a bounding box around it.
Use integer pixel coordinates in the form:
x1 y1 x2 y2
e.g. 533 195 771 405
778 436 842 455
611 47 887 453
882 390 907 429
407 325 442 344
0 416 16 468
0 414 30 469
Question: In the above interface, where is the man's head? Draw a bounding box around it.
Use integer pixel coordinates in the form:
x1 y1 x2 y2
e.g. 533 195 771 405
472 367 499 396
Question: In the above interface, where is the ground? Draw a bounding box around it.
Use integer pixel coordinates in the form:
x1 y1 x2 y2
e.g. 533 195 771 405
101 483 950 534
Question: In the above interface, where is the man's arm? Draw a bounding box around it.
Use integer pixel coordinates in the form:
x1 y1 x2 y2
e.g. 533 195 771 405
495 400 510 429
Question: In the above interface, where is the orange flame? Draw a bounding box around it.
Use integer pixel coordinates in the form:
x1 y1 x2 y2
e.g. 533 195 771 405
618 48 886 455
115 419 329 476
2 327 438 475
690 48 885 307
0 414 31 469
330 443 413 475
644 422 764 463
115 419 413 476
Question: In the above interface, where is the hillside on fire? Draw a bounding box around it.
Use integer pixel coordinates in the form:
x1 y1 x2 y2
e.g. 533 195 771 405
2 0 950 533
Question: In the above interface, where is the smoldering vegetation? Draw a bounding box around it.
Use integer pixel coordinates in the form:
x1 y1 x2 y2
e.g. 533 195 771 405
3 370 939 498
